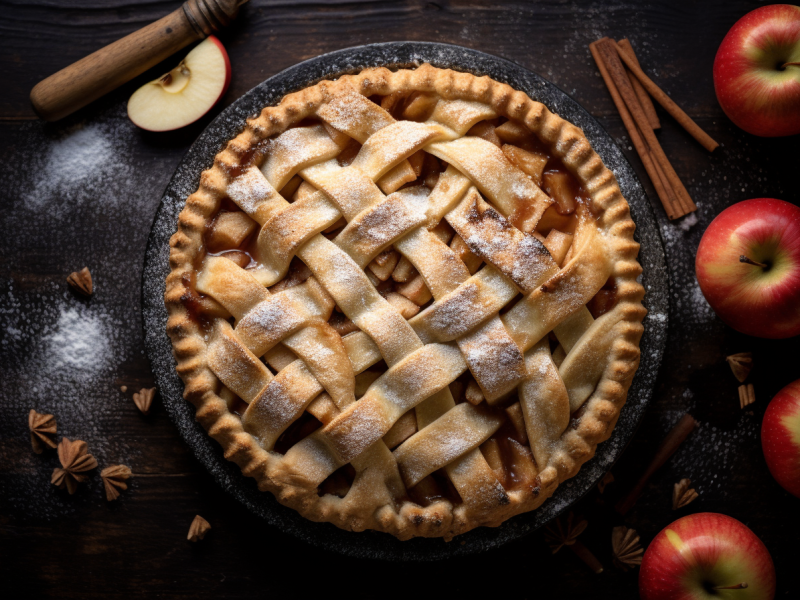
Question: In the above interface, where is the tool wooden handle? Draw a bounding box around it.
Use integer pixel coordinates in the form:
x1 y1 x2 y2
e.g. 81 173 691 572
30 0 242 122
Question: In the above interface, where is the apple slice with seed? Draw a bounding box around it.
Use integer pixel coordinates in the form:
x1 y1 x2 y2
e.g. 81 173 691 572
127 36 231 132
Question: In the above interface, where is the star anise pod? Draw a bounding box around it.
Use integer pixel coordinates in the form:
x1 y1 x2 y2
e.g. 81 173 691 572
187 515 211 542
544 513 603 573
66 267 93 297
726 352 752 383
133 387 156 415
28 409 57 454
672 478 698 510
100 465 131 501
612 526 644 571
544 512 588 553
51 438 97 494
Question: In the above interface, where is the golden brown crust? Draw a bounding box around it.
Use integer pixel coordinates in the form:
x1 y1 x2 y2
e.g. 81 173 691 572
165 64 646 540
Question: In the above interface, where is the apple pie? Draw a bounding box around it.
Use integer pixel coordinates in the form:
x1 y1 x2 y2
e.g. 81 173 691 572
165 63 646 540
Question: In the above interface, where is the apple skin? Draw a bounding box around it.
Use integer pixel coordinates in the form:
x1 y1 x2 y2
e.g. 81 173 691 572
762 379 800 497
695 198 800 339
640 513 776 600
206 35 232 100
713 4 800 137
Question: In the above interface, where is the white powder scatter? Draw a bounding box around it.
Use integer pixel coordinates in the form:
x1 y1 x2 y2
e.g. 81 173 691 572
678 212 699 231
47 307 110 374
0 281 138 519
19 120 134 218
668 414 760 496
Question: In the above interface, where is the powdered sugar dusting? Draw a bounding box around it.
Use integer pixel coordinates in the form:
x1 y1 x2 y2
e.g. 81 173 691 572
0 281 139 518
19 121 135 217
0 104 177 520
48 307 111 373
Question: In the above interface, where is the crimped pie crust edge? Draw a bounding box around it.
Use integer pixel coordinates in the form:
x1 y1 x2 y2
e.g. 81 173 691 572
165 63 646 540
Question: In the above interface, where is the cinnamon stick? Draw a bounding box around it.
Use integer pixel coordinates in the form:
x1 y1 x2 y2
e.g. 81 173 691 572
616 413 698 515
570 541 604 574
590 39 680 219
596 39 697 216
614 45 719 152
617 39 661 130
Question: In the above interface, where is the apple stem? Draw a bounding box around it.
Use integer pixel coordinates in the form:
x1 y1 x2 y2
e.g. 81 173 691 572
739 255 768 269
782 61 800 68
713 583 748 590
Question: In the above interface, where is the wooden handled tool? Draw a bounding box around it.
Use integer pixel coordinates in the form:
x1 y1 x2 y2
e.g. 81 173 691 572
30 0 246 122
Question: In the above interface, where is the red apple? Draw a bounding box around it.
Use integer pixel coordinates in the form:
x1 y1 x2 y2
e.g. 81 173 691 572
127 36 231 132
762 379 800 497
713 4 800 137
640 513 776 600
695 198 800 338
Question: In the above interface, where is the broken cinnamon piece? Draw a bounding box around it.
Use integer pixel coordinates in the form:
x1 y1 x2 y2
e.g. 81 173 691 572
738 384 755 409
614 44 719 152
133 387 156 415
28 409 57 454
616 413 698 515
187 515 211 542
101 465 131 501
616 39 661 130
726 352 753 383
67 267 93 297
672 478 698 509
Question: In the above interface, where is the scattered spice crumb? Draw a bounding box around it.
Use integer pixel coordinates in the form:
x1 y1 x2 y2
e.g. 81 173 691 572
133 387 156 415
66 267 93 297
100 465 131 501
28 409 57 454
672 478 698 510
187 515 211 542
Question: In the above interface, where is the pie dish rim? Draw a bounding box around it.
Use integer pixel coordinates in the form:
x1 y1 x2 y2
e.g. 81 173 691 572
143 41 668 560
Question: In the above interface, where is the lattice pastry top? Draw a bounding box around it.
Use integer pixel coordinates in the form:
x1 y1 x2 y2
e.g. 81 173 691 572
166 64 646 540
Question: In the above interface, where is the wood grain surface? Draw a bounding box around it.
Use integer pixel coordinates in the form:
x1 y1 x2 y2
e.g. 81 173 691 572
1 1 797 598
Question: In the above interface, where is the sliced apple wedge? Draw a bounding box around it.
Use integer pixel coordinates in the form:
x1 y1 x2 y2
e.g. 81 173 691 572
127 36 231 132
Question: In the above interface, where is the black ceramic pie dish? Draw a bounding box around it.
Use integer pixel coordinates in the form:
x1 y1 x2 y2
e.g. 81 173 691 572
141 41 668 561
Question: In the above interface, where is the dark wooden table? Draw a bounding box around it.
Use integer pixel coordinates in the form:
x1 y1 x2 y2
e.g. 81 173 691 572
1 1 797 598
